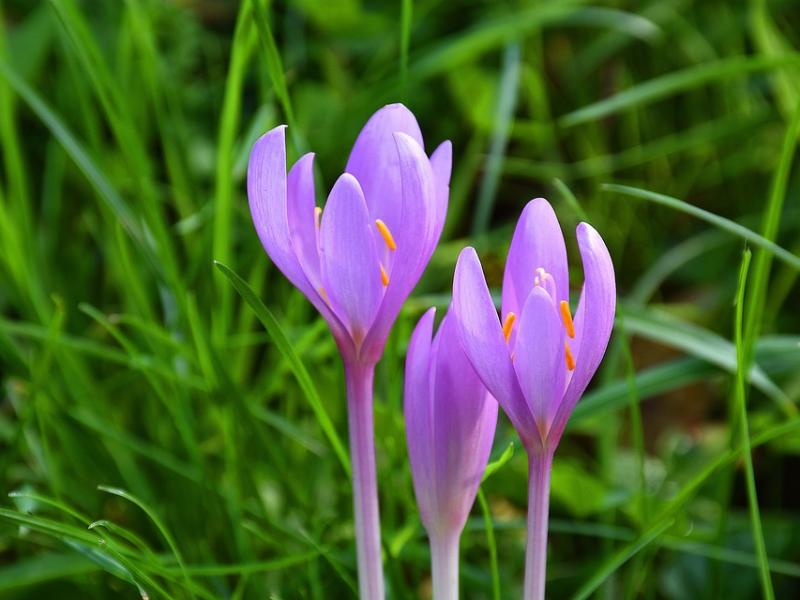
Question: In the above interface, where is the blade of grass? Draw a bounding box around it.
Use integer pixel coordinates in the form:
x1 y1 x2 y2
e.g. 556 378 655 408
399 0 413 97
0 58 168 283
476 490 500 600
212 0 256 344
214 261 350 476
742 99 800 367
620 305 792 412
560 54 800 127
251 0 297 136
601 184 800 271
97 485 195 599
570 518 674 600
733 249 774 599
472 41 521 235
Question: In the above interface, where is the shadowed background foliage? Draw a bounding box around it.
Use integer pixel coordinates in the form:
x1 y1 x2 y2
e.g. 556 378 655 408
1 0 799 598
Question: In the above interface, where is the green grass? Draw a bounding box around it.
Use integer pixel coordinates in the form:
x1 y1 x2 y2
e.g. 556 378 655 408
1 0 800 598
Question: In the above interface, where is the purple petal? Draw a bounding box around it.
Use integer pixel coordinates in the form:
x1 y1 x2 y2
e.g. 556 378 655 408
404 307 437 528
452 247 537 443
428 140 452 254
550 223 616 443
361 132 437 359
346 103 424 238
248 127 348 342
287 152 321 287
513 287 566 437
248 126 307 291
501 199 569 326
319 173 384 344
430 313 497 532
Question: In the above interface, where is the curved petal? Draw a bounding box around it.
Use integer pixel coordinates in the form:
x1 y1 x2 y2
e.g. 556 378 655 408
452 247 537 442
248 127 348 345
513 287 566 437
404 307 437 529
549 223 616 443
501 199 569 326
431 313 497 533
361 132 437 360
428 140 452 256
287 152 321 287
346 103 424 237
248 126 306 289
319 174 384 344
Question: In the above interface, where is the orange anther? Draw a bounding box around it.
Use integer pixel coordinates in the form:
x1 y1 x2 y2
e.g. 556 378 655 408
375 219 397 251
502 312 516 342
380 264 390 287
559 300 575 338
564 343 576 371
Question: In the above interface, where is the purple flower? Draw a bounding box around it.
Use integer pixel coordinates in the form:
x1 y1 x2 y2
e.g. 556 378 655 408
247 103 451 365
405 308 497 598
453 198 615 452
452 198 615 599
247 104 451 599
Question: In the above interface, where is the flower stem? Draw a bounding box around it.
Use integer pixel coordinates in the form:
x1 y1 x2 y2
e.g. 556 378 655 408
345 362 384 599
430 531 460 600
524 451 553 600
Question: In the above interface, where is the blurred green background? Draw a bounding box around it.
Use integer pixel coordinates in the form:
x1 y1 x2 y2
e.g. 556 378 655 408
1 0 800 598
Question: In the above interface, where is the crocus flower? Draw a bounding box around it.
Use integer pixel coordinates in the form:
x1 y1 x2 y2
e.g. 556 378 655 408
452 199 615 600
405 308 497 599
247 104 451 599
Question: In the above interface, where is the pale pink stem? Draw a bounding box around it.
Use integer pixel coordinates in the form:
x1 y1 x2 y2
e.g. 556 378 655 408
524 451 553 600
430 530 460 600
345 362 384 599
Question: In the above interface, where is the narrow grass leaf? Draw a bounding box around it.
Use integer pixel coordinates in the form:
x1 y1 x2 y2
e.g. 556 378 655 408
214 261 351 476
733 249 774 599
602 184 800 271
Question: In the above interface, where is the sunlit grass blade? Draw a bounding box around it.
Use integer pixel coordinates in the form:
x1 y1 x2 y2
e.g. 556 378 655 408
214 261 351 476
476 490 500 600
602 184 800 271
732 249 774 599
472 41 521 235
212 0 256 344
742 100 800 365
97 485 195 599
560 54 800 127
0 58 169 283
621 305 793 413
0 553 98 593
571 518 674 600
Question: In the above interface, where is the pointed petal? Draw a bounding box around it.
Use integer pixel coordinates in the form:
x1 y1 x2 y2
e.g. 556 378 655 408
513 287 566 435
501 199 569 325
452 247 537 442
430 313 497 533
361 132 437 359
404 307 437 528
550 223 616 443
319 174 384 342
248 127 349 346
346 103 424 237
247 126 306 290
428 140 452 256
287 152 321 287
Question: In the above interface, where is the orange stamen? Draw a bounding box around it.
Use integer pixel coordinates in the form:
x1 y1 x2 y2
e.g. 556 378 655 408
380 264 390 287
375 219 397 251
502 312 516 342
559 300 575 338
564 343 576 371
314 206 322 229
